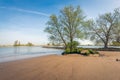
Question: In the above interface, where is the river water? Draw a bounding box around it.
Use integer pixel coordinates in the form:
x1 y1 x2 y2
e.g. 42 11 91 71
0 46 63 63
0 46 119 63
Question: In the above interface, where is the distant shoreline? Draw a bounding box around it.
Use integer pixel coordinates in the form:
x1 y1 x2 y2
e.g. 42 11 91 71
0 45 42 47
42 46 120 51
0 45 120 51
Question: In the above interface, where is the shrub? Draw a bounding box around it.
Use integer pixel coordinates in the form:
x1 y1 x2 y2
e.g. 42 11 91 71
62 48 80 55
62 47 99 56
67 41 79 51
65 48 71 53
71 48 76 53
62 41 80 55
77 48 83 54
80 49 99 56
62 48 70 55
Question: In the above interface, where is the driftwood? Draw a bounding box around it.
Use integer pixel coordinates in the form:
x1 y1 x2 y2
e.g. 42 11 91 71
116 59 120 61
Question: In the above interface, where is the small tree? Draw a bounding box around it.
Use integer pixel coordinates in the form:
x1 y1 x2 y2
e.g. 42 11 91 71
47 43 50 46
13 40 18 46
26 42 34 46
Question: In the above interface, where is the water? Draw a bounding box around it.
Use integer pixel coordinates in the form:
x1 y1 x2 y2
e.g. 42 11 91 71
0 46 119 63
0 46 63 63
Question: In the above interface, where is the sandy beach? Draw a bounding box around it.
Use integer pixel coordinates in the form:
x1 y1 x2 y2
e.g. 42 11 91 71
0 51 120 80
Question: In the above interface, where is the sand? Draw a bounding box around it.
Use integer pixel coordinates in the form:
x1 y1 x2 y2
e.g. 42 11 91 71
0 51 120 80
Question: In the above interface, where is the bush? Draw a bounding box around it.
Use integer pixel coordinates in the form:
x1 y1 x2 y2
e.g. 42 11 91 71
80 49 99 56
66 41 79 50
65 48 71 53
62 48 80 55
77 48 83 54
62 41 80 55
70 41 79 48
62 47 99 56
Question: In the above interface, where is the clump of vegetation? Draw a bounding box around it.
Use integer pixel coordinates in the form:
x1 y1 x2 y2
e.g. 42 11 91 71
66 41 79 52
62 40 99 56
62 45 99 56
26 42 34 46
63 48 81 55
80 49 99 56
62 41 80 55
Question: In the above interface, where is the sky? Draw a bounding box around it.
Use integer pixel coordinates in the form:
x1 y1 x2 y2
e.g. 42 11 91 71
0 0 120 45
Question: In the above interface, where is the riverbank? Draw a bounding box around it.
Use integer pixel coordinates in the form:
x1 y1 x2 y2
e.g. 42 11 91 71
42 46 120 51
0 51 120 80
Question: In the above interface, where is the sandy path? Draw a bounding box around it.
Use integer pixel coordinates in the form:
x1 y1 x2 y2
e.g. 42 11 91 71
0 51 120 80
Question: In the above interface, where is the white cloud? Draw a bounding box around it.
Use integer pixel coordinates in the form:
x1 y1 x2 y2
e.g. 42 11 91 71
0 6 49 17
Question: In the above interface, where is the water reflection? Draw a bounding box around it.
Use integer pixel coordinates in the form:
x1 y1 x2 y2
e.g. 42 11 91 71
14 47 19 54
1 46 63 57
27 47 32 54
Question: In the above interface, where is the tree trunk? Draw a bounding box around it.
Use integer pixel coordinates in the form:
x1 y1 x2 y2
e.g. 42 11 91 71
70 38 73 53
104 41 108 49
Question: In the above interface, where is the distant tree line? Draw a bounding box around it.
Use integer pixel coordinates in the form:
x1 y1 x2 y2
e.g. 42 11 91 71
13 40 34 46
45 5 120 50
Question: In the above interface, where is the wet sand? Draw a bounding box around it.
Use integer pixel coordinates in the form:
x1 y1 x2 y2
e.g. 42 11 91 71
0 51 120 80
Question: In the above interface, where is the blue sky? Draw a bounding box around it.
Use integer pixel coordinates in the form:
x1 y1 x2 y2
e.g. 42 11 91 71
0 0 120 45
